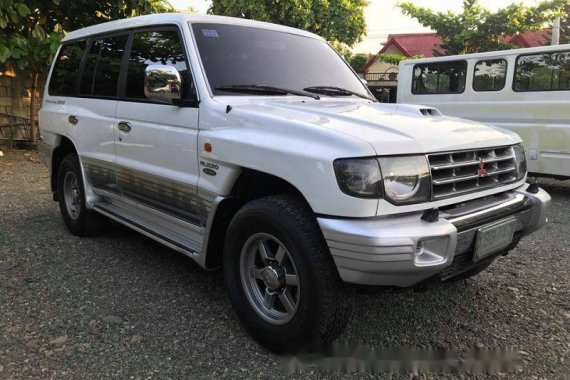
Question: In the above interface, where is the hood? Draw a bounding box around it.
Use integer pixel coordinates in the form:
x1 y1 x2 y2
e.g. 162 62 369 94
224 98 521 155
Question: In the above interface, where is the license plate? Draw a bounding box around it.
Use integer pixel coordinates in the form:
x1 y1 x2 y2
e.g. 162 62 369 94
474 218 517 261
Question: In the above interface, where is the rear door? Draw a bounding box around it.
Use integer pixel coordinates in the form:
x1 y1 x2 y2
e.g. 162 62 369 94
42 35 128 194
113 26 202 224
74 34 129 193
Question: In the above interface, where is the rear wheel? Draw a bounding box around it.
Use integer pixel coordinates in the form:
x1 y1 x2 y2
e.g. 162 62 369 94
57 153 107 236
223 195 353 353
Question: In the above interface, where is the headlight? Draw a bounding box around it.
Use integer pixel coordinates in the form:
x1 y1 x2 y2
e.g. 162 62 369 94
512 144 527 181
378 156 431 204
333 158 383 198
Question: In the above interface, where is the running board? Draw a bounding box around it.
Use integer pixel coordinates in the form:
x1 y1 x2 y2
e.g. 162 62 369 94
93 203 201 259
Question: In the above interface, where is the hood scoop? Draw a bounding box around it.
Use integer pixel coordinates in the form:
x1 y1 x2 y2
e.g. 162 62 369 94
418 108 441 116
377 103 443 117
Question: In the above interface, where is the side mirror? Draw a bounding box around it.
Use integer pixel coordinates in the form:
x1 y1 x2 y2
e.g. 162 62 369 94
144 65 182 104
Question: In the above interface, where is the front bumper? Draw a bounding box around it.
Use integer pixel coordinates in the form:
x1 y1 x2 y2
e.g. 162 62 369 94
318 184 550 287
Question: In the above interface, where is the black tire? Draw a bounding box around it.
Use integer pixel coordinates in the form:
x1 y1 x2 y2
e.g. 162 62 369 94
223 195 353 353
57 153 107 236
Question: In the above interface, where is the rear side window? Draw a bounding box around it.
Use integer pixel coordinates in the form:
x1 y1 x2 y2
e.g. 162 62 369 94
412 60 467 94
125 29 190 100
514 50 570 92
80 40 102 95
79 35 128 97
49 41 86 96
473 59 507 92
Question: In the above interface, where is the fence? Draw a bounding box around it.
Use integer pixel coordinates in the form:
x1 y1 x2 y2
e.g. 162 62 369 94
364 72 399 82
0 113 36 148
0 73 43 145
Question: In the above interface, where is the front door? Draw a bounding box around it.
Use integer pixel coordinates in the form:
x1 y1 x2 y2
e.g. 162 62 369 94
114 27 201 225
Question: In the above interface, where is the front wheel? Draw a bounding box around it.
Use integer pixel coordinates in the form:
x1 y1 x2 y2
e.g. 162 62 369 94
223 195 353 353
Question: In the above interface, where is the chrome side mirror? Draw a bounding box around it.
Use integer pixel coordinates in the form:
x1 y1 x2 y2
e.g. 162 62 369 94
144 65 182 104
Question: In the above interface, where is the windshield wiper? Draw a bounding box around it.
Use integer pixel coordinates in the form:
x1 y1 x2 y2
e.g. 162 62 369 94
215 84 320 100
303 86 375 101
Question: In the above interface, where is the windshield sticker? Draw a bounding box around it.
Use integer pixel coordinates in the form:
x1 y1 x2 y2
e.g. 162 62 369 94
202 29 219 38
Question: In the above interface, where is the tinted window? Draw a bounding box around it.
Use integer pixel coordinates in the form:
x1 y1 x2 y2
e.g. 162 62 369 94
473 59 507 92
191 23 370 98
79 40 101 95
49 42 86 96
514 51 570 92
412 61 467 94
126 30 190 100
79 35 128 97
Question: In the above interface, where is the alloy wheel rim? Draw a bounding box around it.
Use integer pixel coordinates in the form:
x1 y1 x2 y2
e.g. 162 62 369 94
239 233 300 325
63 171 81 220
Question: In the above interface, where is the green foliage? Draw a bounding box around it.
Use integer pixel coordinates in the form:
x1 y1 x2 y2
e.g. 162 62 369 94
329 40 353 58
53 0 174 32
561 2 570 43
0 0 173 141
0 1 58 71
209 0 368 47
0 0 174 73
399 0 568 55
329 43 369 73
348 53 368 72
376 53 424 65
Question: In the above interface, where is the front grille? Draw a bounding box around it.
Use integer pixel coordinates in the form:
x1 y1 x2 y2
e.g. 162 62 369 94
428 146 518 200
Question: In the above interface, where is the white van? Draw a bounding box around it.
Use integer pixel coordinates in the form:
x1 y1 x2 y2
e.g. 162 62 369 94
397 44 570 179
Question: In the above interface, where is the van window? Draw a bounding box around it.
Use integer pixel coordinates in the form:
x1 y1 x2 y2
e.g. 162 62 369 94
125 29 190 100
514 50 570 92
48 41 86 96
412 60 467 95
79 35 128 97
473 59 507 92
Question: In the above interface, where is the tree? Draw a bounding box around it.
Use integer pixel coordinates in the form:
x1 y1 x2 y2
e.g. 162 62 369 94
46 0 173 32
348 53 368 73
561 2 570 43
328 42 369 73
329 40 353 59
209 0 367 47
0 0 173 142
376 53 424 66
399 0 567 55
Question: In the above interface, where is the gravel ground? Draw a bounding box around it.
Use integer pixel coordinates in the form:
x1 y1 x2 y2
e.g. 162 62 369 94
0 149 568 380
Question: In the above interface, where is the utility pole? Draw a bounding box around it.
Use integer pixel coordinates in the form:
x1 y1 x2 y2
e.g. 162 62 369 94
552 17 560 45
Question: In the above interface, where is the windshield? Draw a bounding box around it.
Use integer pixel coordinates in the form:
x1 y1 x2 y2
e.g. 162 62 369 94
191 23 370 98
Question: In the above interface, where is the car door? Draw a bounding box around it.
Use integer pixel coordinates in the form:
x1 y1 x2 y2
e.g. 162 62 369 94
113 26 201 225
46 35 128 194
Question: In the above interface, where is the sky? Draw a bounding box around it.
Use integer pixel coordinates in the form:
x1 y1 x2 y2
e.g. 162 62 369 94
168 0 548 54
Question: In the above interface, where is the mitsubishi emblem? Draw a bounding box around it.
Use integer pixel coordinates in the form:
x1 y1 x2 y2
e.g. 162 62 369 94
477 158 489 177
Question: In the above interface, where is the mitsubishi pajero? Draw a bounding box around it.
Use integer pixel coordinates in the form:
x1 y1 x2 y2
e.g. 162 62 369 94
39 14 550 353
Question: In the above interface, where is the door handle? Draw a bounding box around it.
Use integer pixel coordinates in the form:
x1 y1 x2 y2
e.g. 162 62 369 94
68 115 78 125
118 121 131 133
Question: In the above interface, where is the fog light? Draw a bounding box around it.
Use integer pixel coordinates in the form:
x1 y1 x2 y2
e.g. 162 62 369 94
414 237 449 266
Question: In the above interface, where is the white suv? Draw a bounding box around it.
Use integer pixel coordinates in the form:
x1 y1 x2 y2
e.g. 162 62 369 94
39 13 550 353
